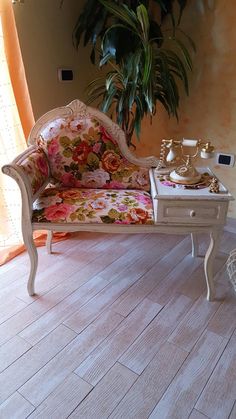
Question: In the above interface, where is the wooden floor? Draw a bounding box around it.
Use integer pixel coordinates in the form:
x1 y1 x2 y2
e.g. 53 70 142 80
0 230 236 419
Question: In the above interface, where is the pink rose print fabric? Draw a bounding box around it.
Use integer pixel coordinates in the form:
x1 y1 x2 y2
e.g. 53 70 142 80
39 116 150 191
32 188 154 225
19 149 50 195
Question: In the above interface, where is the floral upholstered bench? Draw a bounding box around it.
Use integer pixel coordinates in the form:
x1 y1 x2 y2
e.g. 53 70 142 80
2 99 159 295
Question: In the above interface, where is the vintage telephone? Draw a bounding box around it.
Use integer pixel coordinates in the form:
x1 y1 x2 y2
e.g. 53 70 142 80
156 138 215 185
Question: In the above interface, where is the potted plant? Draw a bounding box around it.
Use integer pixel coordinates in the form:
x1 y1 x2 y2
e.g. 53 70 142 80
72 0 194 146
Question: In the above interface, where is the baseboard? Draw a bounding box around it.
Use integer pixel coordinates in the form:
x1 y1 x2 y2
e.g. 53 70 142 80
224 217 236 234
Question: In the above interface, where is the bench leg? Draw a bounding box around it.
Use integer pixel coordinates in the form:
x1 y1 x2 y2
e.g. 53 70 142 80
204 228 220 301
191 233 198 257
46 230 53 254
22 228 38 296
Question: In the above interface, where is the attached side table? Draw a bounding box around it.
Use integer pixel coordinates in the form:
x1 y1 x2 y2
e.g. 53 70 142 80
149 167 234 301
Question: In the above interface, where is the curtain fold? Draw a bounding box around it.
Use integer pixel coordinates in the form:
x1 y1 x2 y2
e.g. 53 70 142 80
1 0 34 138
0 0 69 266
0 0 28 264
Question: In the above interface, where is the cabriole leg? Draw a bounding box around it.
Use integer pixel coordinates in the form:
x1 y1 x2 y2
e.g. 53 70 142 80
46 230 53 254
191 233 198 257
204 228 220 301
22 229 38 296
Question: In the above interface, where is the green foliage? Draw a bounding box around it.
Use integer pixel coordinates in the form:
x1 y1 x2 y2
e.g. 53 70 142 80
67 0 194 145
71 0 188 62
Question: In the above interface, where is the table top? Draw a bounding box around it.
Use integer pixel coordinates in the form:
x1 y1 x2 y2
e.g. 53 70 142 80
150 167 234 201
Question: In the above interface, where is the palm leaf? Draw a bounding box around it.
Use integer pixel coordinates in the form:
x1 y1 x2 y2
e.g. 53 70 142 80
98 0 138 32
81 0 192 144
174 38 193 71
177 0 187 24
101 24 137 63
161 49 189 94
136 4 149 42
142 43 153 88
101 84 117 112
99 52 114 67
177 28 196 52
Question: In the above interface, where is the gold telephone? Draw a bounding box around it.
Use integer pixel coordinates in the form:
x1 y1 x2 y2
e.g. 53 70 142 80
156 138 215 185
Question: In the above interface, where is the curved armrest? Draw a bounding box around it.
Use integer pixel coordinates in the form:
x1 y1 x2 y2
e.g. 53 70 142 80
2 146 50 220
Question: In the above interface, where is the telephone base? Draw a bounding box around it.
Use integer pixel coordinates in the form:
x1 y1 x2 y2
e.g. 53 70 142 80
169 167 201 185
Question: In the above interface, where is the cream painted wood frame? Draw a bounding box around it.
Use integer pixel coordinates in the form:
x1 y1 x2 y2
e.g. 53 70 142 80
2 100 233 300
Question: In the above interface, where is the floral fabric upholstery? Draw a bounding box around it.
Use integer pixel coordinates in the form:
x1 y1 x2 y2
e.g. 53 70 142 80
19 149 50 195
32 187 154 225
39 116 150 191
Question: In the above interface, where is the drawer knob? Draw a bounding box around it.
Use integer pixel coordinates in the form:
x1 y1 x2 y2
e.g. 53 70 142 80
190 210 196 217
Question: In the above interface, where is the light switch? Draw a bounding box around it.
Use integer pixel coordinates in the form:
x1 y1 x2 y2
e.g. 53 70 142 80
215 152 235 167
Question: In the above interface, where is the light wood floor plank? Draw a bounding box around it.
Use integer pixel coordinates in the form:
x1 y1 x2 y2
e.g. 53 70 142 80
16 239 126 304
0 325 76 404
106 232 148 249
0 297 27 325
63 257 159 334
62 278 132 334
0 265 28 289
11 234 108 303
18 252 94 302
189 409 210 419
0 276 27 303
111 237 191 317
0 232 235 419
0 335 32 373
70 363 137 419
219 231 236 254
18 309 124 407
148 331 228 419
119 294 192 374
27 373 92 419
196 335 236 419
24 244 126 314
109 342 187 419
75 298 162 386
168 295 220 352
0 306 41 347
0 392 35 419
178 256 225 301
148 254 202 305
208 288 236 338
19 276 109 345
229 401 236 418
98 233 183 283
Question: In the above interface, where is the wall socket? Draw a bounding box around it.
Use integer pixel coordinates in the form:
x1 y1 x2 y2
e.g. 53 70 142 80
58 68 73 82
215 152 235 167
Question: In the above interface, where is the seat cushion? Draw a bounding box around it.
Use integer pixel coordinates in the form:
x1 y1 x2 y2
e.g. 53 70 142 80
39 116 150 191
32 187 154 225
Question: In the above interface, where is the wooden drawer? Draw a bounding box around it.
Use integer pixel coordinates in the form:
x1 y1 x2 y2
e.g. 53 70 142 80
155 200 228 225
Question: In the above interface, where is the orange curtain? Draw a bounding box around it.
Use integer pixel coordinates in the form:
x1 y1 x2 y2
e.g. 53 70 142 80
1 0 34 138
0 1 68 265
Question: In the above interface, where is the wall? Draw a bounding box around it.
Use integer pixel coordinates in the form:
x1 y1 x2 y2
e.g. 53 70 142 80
14 0 236 217
13 0 99 120
135 0 236 217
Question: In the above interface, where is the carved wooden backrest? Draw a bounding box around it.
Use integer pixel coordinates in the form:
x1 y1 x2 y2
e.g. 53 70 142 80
28 100 159 191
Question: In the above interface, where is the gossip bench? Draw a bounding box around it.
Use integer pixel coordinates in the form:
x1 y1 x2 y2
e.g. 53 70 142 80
2 100 232 299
